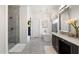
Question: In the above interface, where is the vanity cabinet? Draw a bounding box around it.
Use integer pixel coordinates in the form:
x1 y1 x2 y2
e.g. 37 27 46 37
52 35 59 52
52 34 79 54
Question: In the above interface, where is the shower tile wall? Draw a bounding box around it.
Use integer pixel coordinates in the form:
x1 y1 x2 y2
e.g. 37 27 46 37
8 6 19 44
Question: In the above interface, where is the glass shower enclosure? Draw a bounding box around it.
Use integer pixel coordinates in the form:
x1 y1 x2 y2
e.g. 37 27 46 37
8 5 19 50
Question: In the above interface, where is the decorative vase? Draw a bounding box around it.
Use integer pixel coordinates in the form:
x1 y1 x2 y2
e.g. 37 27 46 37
75 29 78 38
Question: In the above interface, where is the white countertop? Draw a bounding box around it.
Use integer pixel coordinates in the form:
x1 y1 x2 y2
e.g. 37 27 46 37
52 32 79 46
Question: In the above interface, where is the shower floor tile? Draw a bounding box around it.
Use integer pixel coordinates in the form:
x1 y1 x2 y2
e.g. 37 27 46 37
8 43 16 50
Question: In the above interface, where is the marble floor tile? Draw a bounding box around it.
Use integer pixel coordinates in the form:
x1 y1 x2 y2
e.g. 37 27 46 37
9 37 57 54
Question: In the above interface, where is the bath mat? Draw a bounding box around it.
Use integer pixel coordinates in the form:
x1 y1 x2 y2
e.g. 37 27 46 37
9 43 26 52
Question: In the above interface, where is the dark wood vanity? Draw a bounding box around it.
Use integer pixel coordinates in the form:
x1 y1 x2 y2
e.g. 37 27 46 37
52 32 79 54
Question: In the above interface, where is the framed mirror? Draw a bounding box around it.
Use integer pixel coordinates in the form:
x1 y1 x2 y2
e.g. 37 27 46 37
59 5 71 33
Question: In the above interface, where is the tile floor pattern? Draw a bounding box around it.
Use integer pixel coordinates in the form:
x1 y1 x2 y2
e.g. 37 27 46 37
9 37 57 54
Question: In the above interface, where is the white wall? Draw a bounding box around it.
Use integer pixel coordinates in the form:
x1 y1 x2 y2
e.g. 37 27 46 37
19 6 27 43
69 5 79 34
29 6 58 37
0 5 8 54
30 6 41 37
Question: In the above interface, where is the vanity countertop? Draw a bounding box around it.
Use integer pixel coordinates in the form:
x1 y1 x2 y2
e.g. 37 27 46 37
52 32 79 46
